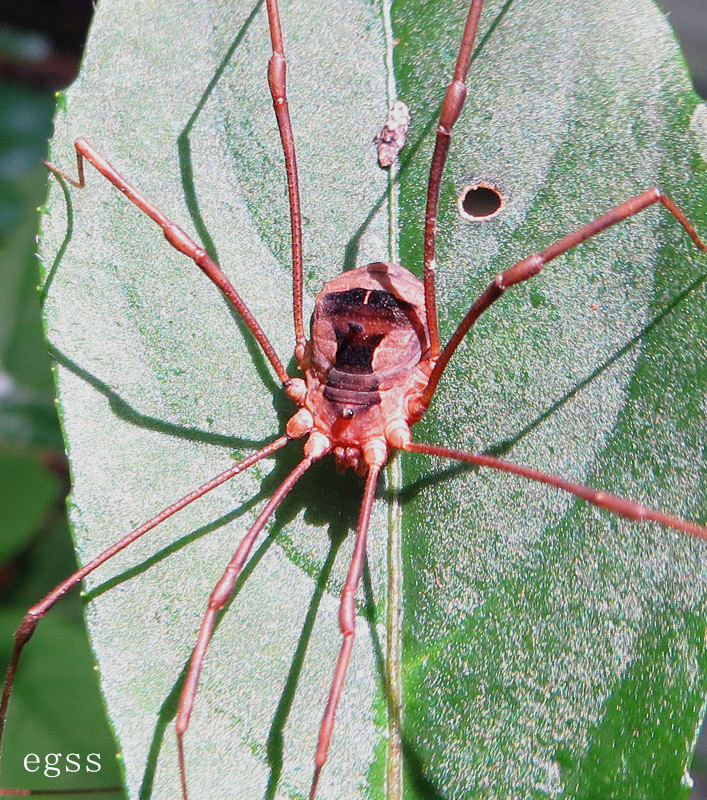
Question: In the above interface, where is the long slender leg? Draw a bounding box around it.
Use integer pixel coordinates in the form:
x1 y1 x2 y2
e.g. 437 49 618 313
176 454 315 800
420 188 706 408
424 0 485 359
44 141 294 389
0 786 119 796
0 787 120 796
309 463 381 800
265 0 306 361
403 441 707 539
0 436 289 767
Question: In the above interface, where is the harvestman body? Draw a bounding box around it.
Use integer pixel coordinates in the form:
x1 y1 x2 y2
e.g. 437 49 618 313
1 0 706 797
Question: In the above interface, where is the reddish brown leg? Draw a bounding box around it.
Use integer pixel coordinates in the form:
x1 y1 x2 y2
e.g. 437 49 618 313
309 463 381 800
424 0 485 359
0 787 119 796
403 441 707 539
43 141 293 388
265 0 306 361
0 436 289 783
421 187 706 408
176 454 316 800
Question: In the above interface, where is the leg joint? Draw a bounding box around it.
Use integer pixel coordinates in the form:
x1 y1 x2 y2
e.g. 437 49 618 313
16 614 40 644
339 592 356 634
500 254 543 289
164 222 196 257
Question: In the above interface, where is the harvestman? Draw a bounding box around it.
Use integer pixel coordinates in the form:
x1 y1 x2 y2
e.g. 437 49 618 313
1 0 706 797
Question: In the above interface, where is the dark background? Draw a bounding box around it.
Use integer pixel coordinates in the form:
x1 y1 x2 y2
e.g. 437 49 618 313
0 0 704 797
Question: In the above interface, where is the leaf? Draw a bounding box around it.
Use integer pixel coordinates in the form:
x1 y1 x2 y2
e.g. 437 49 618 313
395 3 707 798
35 1 706 800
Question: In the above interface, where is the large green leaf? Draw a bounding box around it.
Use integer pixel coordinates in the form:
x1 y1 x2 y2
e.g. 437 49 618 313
31 0 706 798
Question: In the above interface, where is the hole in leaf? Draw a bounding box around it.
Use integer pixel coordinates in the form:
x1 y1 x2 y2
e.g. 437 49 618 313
458 183 504 221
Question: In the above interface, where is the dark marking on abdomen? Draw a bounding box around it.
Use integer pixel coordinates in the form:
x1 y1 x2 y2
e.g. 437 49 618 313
333 323 383 374
318 286 421 405
322 288 414 317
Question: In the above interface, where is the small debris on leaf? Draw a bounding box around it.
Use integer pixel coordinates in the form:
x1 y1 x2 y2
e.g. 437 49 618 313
376 100 410 168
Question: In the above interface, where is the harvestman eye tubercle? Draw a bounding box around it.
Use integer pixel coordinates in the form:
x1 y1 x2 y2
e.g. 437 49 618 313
1 0 706 798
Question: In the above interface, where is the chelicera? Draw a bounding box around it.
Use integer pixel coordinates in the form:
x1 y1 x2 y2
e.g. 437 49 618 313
1 0 706 798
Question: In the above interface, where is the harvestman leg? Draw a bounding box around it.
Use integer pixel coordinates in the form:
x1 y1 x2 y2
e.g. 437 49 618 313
403 441 707 539
0 436 290 787
264 0 307 361
176 454 317 800
424 0 486 358
309 464 381 800
43 140 294 390
420 187 706 407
